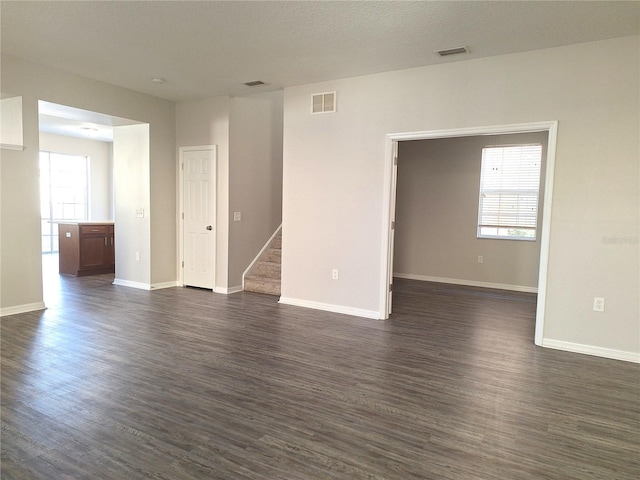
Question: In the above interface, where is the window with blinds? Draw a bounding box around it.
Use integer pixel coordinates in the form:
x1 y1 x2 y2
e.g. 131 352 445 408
477 144 542 241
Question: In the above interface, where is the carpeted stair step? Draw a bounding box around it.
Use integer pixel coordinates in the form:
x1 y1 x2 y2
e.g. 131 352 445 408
244 274 281 296
254 260 281 278
263 247 281 263
243 231 282 296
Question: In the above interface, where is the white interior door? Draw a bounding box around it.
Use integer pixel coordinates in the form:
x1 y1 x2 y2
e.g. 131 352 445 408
182 147 216 289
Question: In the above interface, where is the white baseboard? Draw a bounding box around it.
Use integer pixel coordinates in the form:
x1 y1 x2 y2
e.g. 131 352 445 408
0 301 46 317
279 297 381 320
150 281 179 290
541 338 640 363
112 278 152 290
214 285 243 295
394 273 538 293
113 279 179 291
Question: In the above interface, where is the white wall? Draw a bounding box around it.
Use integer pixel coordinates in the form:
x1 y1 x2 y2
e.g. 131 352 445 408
0 96 23 148
0 95 42 314
113 124 150 286
282 36 639 359
395 132 548 290
0 55 175 314
39 132 113 221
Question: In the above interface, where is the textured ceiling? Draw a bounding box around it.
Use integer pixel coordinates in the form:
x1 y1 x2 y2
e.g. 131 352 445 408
2 1 638 102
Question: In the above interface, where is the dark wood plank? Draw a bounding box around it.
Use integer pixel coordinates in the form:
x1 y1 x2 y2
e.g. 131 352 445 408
1 273 638 479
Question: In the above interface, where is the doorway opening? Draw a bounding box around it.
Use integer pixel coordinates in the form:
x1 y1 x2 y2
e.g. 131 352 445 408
38 100 144 305
381 121 558 346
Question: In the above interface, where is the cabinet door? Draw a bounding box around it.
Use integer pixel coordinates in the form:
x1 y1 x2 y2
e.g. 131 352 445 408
107 229 115 267
80 235 109 269
58 224 80 275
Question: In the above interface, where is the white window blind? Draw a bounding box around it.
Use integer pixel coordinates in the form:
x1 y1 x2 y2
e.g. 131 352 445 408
477 144 542 240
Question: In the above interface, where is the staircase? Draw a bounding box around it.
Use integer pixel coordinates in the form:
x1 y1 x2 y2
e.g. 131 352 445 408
244 231 281 296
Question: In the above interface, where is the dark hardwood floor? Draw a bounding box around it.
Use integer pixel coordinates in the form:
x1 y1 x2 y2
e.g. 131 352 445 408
2 270 639 479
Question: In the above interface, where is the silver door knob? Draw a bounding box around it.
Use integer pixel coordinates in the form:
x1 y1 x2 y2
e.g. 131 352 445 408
206 225 213 231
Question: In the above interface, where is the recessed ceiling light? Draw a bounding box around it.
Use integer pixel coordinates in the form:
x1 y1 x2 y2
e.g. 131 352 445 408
152 78 166 84
81 127 99 137
436 46 469 57
244 80 266 87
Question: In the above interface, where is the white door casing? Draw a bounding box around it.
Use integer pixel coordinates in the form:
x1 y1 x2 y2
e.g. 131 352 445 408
381 122 558 350
387 140 399 314
180 146 216 289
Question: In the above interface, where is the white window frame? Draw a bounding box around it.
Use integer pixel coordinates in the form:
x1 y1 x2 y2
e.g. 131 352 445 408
477 143 542 241
40 151 90 253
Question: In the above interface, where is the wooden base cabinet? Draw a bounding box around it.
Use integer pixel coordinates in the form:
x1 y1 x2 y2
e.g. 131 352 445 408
58 223 115 276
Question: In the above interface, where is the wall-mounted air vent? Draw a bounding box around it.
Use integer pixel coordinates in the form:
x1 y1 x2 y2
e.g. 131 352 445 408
311 92 336 114
436 46 469 57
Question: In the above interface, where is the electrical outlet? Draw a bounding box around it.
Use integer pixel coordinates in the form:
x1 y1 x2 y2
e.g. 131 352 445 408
332 269 339 280
135 251 140 261
477 256 484 264
233 211 241 222
593 297 605 312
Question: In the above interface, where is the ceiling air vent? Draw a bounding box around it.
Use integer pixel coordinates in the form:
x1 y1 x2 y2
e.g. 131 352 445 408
436 46 469 57
244 80 266 87
311 92 336 114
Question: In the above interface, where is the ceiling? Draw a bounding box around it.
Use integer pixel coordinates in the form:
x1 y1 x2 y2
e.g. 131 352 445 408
2 1 638 140
2 1 638 103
